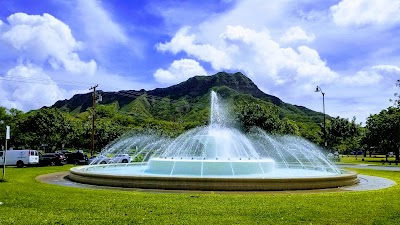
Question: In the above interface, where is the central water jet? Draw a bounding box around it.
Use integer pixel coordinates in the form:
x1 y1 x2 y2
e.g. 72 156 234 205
69 91 358 190
145 91 276 176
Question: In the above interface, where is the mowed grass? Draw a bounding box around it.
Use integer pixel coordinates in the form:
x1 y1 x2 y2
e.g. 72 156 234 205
0 165 399 225
339 155 400 166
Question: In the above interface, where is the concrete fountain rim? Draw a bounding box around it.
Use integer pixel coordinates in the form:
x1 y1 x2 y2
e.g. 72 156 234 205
67 163 359 191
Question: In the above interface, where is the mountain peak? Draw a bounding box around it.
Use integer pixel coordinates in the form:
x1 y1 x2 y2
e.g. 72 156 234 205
150 71 282 104
52 71 282 112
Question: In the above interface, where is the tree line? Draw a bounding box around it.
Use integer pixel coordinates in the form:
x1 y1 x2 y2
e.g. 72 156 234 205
0 90 397 158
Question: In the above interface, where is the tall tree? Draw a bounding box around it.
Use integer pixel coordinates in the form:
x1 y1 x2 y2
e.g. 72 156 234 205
325 117 362 153
234 100 282 133
364 107 400 160
13 108 73 151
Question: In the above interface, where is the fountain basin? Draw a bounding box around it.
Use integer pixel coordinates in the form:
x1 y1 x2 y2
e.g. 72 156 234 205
75 91 356 191
145 158 276 176
69 164 358 191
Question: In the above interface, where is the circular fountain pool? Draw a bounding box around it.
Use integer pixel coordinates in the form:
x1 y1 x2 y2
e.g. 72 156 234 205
69 91 358 191
69 163 357 191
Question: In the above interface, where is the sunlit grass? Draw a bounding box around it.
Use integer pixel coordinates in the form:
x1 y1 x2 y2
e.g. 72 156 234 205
0 165 399 224
338 154 400 166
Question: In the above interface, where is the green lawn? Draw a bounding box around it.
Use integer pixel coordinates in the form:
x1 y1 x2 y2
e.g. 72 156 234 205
338 155 400 166
0 165 399 224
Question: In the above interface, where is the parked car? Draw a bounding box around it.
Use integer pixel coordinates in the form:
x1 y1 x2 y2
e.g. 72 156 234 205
88 155 110 165
110 154 132 163
57 150 72 155
40 153 66 166
64 151 88 165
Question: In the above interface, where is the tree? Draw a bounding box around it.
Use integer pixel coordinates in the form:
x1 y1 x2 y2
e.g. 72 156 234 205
325 116 362 153
280 118 300 136
364 107 400 160
234 100 282 133
13 108 74 151
0 108 25 149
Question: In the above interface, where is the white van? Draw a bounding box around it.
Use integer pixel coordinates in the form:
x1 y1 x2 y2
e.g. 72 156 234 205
0 149 40 168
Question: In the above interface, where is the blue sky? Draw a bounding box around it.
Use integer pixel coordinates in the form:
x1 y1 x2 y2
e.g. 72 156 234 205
0 0 400 124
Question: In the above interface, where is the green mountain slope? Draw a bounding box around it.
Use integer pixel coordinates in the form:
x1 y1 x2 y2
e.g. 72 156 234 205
51 71 326 141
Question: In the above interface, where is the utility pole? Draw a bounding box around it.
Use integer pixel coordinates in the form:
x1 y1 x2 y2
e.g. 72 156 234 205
90 84 98 157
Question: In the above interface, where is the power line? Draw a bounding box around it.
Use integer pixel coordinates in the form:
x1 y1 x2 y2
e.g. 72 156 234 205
0 98 52 105
0 76 93 88
1 75 389 114
0 74 190 104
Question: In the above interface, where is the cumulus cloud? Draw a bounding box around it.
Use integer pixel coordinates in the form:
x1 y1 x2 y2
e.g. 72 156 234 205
153 0 400 123
154 59 207 84
330 0 400 26
157 27 232 70
372 65 400 74
341 64 400 86
279 26 315 44
1 13 96 75
156 25 337 91
0 12 107 112
342 70 383 86
0 64 66 110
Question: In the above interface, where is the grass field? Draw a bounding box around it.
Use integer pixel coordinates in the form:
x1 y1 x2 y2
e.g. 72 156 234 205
0 165 399 224
338 155 400 166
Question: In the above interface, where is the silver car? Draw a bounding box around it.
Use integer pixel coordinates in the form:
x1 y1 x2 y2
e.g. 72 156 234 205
88 155 110 165
110 154 132 163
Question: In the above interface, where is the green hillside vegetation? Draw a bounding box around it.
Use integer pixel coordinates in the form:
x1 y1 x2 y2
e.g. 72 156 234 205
121 95 153 119
0 72 365 154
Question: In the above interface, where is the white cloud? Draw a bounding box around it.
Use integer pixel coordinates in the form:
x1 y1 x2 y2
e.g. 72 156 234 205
74 0 145 60
372 64 400 74
157 27 232 70
342 70 383 86
156 27 195 54
0 11 156 112
1 12 96 75
0 12 139 112
157 25 337 91
279 26 315 44
76 0 128 44
330 0 400 26
154 59 207 85
154 0 400 123
342 65 400 86
0 64 67 110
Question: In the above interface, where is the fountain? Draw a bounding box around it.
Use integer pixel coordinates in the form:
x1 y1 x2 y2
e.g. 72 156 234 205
69 91 358 191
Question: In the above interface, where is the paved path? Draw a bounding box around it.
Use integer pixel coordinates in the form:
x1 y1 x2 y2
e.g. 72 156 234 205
37 169 396 193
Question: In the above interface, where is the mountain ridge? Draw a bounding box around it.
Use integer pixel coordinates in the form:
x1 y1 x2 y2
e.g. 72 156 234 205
52 72 283 112
51 71 323 124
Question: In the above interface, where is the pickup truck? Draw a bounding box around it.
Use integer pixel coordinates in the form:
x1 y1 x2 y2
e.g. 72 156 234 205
64 151 88 165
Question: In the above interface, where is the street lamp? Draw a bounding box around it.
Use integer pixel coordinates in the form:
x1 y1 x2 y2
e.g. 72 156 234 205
315 86 327 147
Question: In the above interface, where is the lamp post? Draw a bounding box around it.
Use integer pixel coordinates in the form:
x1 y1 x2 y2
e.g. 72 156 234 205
315 86 327 147
2 126 10 181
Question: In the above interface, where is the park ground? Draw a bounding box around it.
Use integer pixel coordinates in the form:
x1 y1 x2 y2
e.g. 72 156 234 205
339 154 400 165
0 159 400 224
